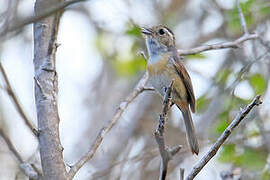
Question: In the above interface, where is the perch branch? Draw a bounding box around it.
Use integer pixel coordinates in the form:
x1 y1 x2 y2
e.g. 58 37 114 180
68 72 150 178
0 63 38 136
0 129 39 179
185 95 262 180
155 81 182 180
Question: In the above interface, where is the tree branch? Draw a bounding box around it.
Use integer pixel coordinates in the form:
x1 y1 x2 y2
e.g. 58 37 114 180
0 129 39 179
155 81 182 180
68 72 150 178
185 95 262 180
0 63 38 137
0 0 88 37
178 34 258 56
33 0 67 179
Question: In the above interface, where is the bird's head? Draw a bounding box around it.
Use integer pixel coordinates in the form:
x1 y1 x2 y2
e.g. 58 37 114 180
141 25 176 55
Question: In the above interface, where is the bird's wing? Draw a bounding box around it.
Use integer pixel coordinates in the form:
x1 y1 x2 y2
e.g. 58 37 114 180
172 55 196 113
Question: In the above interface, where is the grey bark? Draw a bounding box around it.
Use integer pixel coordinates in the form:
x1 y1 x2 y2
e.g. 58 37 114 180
33 0 68 179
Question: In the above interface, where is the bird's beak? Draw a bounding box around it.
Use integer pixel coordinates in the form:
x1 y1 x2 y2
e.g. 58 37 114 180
141 27 153 35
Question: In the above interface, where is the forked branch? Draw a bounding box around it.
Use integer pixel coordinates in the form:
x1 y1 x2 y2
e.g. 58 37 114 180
155 81 182 180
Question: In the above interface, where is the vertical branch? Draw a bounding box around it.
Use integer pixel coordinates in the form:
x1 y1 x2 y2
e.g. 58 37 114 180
33 0 67 179
155 81 182 180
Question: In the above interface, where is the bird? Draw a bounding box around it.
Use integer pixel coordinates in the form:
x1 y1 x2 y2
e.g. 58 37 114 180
141 25 199 155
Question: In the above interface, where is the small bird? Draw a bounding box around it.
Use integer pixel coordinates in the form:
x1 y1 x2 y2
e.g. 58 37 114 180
141 25 199 155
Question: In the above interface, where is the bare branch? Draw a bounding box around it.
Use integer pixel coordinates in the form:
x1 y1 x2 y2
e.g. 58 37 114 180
178 34 258 56
0 129 39 179
0 63 38 136
0 0 88 37
185 95 262 180
33 0 68 178
68 72 150 178
236 0 249 35
155 81 182 180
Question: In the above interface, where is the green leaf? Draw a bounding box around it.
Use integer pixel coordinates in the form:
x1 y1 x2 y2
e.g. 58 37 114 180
125 26 141 37
260 5 270 15
219 144 236 162
215 69 231 84
186 53 207 60
196 95 211 113
235 148 266 170
262 169 270 180
215 111 230 134
219 145 267 170
227 0 254 33
114 56 146 77
249 73 267 94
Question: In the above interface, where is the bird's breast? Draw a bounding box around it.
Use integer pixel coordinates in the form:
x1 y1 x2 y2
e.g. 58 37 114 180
147 54 170 76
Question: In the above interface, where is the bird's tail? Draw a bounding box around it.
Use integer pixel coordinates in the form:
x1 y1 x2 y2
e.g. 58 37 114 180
181 108 199 155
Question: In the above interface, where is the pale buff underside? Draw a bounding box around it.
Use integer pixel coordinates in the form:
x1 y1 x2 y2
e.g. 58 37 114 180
147 53 187 102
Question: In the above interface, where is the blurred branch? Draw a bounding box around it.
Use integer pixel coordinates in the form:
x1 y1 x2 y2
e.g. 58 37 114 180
68 72 151 178
0 129 39 179
178 34 258 55
155 81 182 180
180 168 185 180
185 95 262 180
236 0 249 35
0 63 38 136
0 0 88 37
90 148 158 179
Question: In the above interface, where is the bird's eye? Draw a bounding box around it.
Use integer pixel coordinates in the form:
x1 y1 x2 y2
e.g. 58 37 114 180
158 28 165 35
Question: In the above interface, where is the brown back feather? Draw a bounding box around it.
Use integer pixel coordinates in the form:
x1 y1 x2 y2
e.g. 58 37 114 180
172 55 196 113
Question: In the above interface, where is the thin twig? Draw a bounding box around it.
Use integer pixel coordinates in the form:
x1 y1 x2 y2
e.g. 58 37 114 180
0 0 88 37
0 129 39 179
185 95 262 180
178 34 258 56
155 81 182 180
0 63 38 136
68 72 150 178
236 0 249 35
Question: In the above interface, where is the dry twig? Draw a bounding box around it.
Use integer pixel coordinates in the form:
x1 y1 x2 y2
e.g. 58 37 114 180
0 129 39 179
0 63 38 136
68 72 150 178
185 95 262 180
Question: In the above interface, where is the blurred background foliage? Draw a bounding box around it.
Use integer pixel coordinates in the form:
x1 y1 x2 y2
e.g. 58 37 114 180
0 0 270 179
